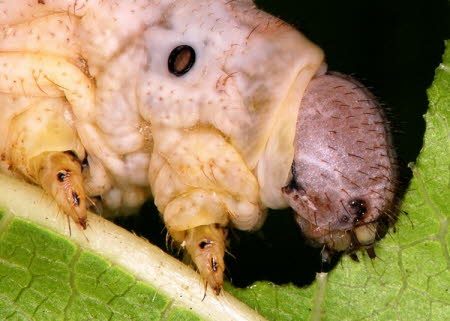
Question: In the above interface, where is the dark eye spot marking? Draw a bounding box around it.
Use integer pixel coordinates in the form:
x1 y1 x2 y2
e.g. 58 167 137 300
57 170 70 182
349 199 367 221
168 45 196 76
199 239 212 249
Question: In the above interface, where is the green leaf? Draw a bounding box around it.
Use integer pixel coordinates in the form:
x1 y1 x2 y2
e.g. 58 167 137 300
0 218 170 320
228 41 450 321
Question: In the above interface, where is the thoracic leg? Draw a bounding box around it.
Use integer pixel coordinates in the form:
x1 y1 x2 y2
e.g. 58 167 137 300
184 224 227 295
149 127 264 294
0 50 96 228
3 98 88 229
31 151 87 229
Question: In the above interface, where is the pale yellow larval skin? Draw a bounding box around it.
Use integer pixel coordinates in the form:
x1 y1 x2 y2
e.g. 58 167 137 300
0 0 324 291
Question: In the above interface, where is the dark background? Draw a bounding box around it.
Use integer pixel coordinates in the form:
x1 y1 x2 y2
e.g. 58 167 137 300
116 0 450 288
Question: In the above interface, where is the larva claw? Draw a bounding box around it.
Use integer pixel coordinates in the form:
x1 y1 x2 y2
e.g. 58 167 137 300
184 224 226 295
32 151 87 229
366 246 376 259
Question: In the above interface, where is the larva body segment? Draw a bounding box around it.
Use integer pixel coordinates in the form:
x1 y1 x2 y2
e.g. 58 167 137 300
282 72 397 257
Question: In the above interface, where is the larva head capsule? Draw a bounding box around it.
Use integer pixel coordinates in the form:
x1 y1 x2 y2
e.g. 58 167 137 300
282 72 398 259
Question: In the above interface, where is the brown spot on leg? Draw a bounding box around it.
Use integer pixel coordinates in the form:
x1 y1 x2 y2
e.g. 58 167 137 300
211 257 218 272
78 216 87 230
72 191 80 207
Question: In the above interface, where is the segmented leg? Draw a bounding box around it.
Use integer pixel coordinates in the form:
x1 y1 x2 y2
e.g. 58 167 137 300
2 97 88 230
183 224 227 295
149 127 263 295
31 151 87 229
0 49 95 229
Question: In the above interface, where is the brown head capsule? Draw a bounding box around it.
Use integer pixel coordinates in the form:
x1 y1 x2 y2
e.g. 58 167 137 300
282 72 398 259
